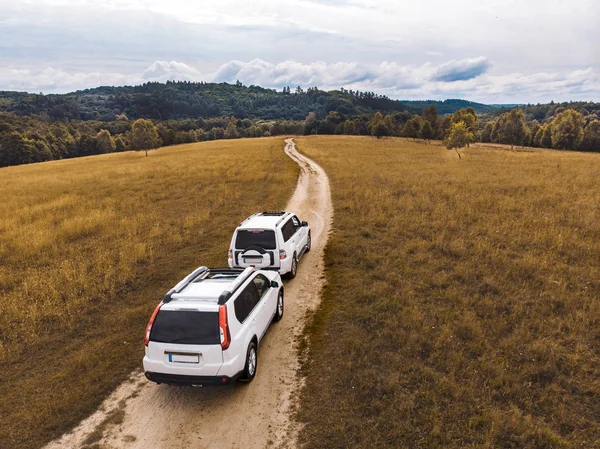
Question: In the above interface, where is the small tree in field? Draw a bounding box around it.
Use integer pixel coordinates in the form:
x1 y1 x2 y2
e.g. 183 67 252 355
130 119 162 157
444 121 473 159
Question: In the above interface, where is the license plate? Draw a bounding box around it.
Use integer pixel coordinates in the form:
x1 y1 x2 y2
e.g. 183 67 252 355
168 353 200 364
243 257 262 263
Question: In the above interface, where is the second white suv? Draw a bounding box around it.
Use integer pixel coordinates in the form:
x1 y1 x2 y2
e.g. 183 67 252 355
227 211 310 278
143 266 284 386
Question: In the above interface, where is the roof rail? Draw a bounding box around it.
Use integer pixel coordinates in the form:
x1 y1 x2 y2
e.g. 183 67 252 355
218 267 255 305
275 212 290 227
240 212 261 227
163 266 208 303
260 211 286 216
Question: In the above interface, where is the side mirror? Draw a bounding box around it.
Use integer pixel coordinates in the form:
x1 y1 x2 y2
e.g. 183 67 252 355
301 221 308 227
271 280 279 288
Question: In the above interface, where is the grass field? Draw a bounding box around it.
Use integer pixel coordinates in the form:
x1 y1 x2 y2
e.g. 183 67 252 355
0 138 298 449
296 136 600 448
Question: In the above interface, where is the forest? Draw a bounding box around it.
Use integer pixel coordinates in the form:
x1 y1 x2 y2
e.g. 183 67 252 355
0 81 598 168
0 81 495 121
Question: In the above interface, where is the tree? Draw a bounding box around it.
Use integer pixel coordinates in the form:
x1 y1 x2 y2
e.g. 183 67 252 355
580 120 600 152
497 109 529 149
551 109 584 150
342 120 356 135
96 129 116 154
444 121 473 159
369 112 391 138
401 118 419 139
419 120 434 143
304 112 318 135
422 105 439 137
225 122 239 139
130 119 162 156
0 131 36 167
481 121 494 143
114 135 128 152
534 124 553 148
451 108 478 145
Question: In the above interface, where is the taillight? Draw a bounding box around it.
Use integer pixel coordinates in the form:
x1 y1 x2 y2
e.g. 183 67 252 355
219 305 231 350
228 249 233 260
144 302 163 346
279 249 287 260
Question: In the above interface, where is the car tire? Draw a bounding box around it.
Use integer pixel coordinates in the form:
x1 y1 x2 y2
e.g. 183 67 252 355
287 254 297 279
274 289 284 322
240 341 258 382
305 232 311 253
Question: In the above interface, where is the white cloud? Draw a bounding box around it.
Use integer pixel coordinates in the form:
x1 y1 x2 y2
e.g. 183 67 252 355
1 59 598 104
141 61 200 81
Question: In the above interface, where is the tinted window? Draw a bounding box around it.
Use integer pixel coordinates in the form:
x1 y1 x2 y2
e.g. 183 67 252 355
150 310 219 345
253 274 270 298
234 281 260 323
281 219 294 242
235 230 277 249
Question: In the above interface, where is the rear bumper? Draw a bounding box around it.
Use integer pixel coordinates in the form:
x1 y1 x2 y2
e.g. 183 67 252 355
145 371 243 386
229 260 290 274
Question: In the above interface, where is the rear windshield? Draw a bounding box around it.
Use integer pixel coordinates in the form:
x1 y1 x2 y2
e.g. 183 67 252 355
235 229 276 250
150 310 220 345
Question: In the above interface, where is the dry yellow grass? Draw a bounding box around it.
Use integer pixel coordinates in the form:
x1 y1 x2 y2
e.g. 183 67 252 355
0 137 297 449
296 136 600 448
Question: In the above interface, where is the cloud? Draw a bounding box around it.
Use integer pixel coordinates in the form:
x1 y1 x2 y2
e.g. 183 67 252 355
141 61 200 81
0 67 135 92
0 58 598 104
432 57 492 82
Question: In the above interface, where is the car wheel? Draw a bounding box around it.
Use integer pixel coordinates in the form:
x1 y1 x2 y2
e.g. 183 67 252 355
274 289 284 322
240 341 257 382
287 254 297 279
305 232 311 253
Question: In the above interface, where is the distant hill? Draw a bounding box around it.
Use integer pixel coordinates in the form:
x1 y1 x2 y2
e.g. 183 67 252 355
0 82 502 122
400 99 499 115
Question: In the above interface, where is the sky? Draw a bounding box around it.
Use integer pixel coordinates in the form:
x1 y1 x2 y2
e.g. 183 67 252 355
0 0 598 103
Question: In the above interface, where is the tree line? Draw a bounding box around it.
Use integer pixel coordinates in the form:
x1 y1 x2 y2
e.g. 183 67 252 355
1 97 598 168
0 82 495 122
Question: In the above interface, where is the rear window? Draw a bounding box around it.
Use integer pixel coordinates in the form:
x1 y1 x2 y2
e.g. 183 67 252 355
235 229 276 249
150 310 219 345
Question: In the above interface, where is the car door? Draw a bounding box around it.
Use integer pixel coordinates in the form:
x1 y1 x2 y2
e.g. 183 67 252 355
291 215 308 253
233 280 261 347
252 274 275 339
281 218 295 259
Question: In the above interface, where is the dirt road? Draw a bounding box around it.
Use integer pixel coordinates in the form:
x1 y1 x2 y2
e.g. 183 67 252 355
45 138 332 449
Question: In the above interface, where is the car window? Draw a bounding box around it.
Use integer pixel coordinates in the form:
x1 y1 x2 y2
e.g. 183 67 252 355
235 229 277 249
253 274 270 298
150 311 219 345
281 219 294 242
234 280 260 323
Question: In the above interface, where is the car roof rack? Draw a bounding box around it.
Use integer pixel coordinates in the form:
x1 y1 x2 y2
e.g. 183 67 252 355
163 266 209 303
218 267 255 305
240 212 261 226
260 211 286 216
274 212 290 227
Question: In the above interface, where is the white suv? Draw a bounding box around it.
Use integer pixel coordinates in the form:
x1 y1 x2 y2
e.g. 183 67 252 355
143 266 284 386
227 211 311 278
